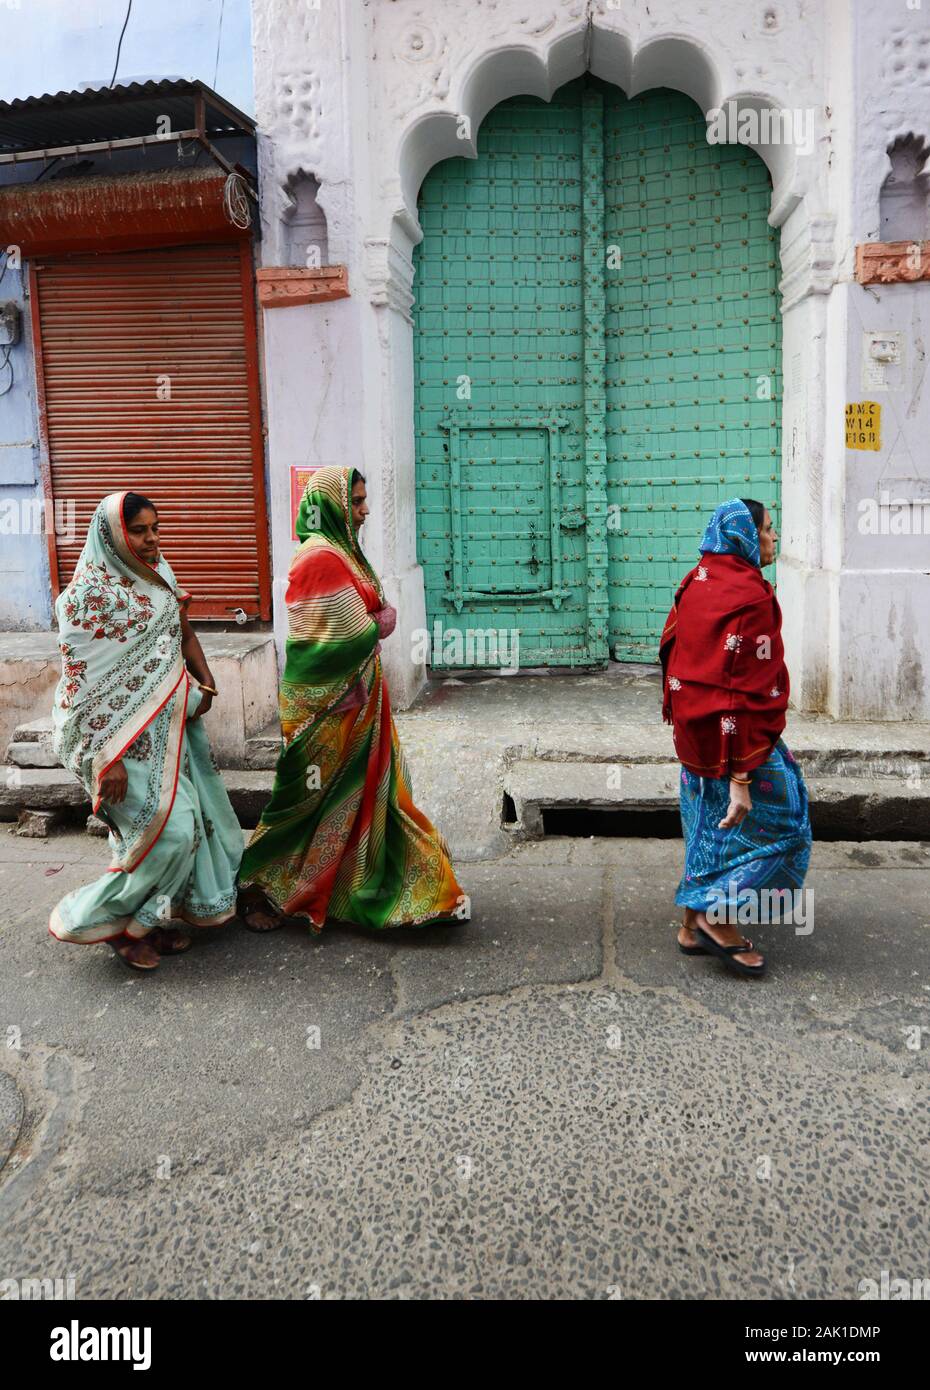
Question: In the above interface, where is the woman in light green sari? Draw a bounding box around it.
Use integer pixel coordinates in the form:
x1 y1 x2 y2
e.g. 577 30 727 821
49 492 243 972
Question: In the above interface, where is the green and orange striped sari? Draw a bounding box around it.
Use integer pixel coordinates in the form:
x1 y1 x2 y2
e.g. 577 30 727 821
239 466 467 932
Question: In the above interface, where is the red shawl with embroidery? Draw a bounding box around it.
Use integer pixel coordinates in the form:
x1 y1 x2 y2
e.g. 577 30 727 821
659 553 789 779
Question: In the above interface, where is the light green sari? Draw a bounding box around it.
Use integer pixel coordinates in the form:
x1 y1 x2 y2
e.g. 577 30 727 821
49 493 242 945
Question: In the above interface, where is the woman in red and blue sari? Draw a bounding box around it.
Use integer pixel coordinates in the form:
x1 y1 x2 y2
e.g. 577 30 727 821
659 498 812 978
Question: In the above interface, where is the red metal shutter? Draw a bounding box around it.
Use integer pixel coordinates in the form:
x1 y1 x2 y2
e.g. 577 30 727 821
31 242 271 619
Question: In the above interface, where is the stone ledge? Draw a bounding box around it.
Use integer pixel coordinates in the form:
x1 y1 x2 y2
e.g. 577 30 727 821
256 265 350 308
503 759 930 840
855 240 930 284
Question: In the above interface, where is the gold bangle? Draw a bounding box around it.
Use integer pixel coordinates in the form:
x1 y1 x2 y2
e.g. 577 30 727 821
730 775 751 785
197 683 218 696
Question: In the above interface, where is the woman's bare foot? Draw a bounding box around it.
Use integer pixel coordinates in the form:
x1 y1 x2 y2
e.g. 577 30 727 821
693 911 765 970
678 907 701 950
109 933 160 971
238 890 284 933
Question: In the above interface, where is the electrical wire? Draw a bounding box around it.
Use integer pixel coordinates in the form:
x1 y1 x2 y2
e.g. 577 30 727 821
213 0 226 90
223 172 251 230
109 0 133 89
0 344 14 398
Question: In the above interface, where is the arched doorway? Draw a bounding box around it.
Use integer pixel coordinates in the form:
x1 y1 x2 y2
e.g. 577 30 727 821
412 77 780 667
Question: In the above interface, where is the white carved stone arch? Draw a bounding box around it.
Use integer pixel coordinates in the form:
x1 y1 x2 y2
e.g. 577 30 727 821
392 26 814 243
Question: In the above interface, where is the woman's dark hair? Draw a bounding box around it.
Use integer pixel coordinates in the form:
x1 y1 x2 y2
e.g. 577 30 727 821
740 498 766 529
351 471 366 487
123 492 157 524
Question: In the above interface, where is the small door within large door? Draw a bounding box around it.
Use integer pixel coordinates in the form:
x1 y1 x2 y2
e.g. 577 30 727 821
32 242 271 619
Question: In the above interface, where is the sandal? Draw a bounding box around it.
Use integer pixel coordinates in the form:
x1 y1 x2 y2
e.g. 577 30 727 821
678 937 710 956
678 911 709 955
109 934 160 972
148 926 193 955
693 925 766 978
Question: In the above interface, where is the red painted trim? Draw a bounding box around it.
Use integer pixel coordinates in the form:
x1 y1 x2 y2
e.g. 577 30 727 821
4 171 249 259
19 228 250 258
238 239 273 621
27 262 61 600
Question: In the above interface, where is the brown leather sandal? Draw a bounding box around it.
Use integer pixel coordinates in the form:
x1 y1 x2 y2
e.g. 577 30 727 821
109 934 160 972
148 926 193 955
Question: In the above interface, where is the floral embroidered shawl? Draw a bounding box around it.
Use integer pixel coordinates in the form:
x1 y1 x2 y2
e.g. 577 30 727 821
51 492 191 872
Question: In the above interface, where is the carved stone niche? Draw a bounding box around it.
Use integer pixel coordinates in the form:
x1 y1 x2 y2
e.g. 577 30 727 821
283 171 330 269
856 135 930 285
259 170 349 308
880 135 930 243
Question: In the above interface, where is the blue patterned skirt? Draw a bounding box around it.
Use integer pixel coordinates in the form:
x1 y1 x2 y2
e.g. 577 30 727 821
676 739 812 914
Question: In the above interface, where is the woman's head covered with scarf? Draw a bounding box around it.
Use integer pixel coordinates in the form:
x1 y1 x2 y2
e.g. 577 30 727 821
293 466 383 603
698 498 764 568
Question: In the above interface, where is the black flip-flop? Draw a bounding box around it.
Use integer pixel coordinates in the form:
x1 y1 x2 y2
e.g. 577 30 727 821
678 938 710 956
693 925 766 978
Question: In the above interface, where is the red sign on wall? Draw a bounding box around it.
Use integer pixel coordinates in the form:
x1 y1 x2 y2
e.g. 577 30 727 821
290 465 320 539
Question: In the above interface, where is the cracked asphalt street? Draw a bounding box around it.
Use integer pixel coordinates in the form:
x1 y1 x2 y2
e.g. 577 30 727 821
1 830 928 1299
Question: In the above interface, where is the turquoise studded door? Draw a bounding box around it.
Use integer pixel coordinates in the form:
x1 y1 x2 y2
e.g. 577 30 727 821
603 88 781 660
413 80 780 668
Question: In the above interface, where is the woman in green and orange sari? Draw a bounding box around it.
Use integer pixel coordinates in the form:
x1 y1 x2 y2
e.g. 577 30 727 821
237 466 468 934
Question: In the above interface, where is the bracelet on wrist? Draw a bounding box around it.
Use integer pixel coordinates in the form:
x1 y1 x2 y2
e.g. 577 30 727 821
730 775 751 785
197 683 218 696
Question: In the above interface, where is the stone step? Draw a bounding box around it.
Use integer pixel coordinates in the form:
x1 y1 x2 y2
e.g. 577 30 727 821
503 759 930 839
243 719 282 770
7 740 60 769
9 716 52 743
0 764 275 825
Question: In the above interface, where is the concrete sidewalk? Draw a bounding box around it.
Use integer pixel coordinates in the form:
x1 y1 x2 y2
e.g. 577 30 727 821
0 829 927 1299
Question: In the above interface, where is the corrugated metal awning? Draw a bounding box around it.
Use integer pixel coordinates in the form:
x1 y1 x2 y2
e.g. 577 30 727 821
0 79 254 155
